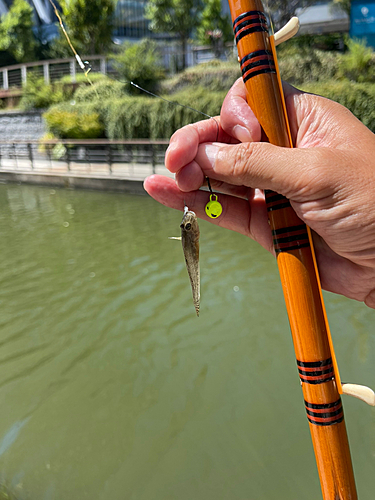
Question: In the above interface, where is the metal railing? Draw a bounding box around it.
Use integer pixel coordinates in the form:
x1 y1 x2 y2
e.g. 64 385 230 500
0 45 223 91
0 139 171 180
0 56 107 91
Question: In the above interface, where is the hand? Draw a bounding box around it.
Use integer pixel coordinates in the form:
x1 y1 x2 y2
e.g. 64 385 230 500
144 78 375 308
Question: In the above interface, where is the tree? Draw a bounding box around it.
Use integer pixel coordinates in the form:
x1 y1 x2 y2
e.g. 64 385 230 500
57 0 115 55
145 0 203 70
262 0 315 31
0 0 36 63
196 0 232 58
332 0 351 17
112 39 165 93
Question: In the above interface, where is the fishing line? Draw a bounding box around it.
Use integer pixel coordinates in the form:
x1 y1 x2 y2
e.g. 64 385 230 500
48 0 219 137
49 0 222 216
48 0 98 95
107 77 220 143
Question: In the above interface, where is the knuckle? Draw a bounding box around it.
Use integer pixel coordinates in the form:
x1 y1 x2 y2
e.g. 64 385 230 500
230 143 255 185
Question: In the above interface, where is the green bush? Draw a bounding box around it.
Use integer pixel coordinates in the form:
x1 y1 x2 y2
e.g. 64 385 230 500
301 80 375 132
278 33 347 53
20 73 111 110
105 96 152 139
19 76 72 110
111 39 165 94
104 87 226 140
160 60 240 94
59 72 107 84
44 79 375 139
278 49 339 85
337 38 375 82
277 38 375 85
74 78 128 103
43 103 105 139
44 85 226 140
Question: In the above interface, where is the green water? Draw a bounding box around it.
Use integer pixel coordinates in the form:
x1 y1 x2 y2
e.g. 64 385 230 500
0 184 374 500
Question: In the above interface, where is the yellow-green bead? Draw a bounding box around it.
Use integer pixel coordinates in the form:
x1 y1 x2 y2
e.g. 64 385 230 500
205 198 222 219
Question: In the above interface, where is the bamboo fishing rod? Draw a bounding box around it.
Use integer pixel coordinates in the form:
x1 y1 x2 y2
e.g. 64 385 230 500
226 0 375 498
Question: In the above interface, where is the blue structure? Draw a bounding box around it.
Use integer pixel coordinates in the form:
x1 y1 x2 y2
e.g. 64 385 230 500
350 0 375 47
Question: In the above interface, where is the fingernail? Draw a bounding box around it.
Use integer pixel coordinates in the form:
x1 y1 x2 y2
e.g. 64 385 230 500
204 144 221 166
166 142 177 156
233 125 252 143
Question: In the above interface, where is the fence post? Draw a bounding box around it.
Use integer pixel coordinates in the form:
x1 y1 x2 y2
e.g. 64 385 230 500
66 144 71 171
100 57 106 75
107 144 112 174
70 59 76 83
152 144 156 174
2 69 8 90
12 143 18 169
85 146 90 173
130 146 134 177
47 145 52 169
27 143 33 169
43 62 50 84
21 65 27 86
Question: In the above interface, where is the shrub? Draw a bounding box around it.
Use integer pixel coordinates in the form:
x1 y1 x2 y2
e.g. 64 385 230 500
105 96 152 139
43 102 105 139
74 78 128 103
111 39 165 94
104 87 226 140
278 33 347 54
160 60 240 94
44 85 226 140
301 80 375 132
337 38 375 82
278 49 339 85
59 72 107 84
20 73 114 110
19 76 70 110
46 80 375 139
103 89 225 139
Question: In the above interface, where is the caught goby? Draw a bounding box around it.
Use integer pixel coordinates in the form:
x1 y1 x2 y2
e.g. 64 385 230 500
170 207 200 316
181 208 200 316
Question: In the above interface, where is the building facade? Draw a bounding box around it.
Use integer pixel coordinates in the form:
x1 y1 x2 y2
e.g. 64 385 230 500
113 0 151 40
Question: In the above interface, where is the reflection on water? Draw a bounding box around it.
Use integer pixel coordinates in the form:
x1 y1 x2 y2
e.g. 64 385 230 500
0 184 374 500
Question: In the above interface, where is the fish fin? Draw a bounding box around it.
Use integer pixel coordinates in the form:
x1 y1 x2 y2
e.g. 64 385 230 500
169 236 182 240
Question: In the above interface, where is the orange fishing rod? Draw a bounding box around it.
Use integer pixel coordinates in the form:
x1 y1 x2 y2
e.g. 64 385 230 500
226 0 374 498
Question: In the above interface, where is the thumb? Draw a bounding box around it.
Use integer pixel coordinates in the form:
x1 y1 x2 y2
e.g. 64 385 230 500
195 141 345 203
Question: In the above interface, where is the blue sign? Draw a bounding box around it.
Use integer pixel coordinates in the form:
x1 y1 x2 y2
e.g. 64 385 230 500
350 0 375 47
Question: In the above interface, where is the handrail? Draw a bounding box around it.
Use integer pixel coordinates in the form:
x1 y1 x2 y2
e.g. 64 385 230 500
0 55 106 73
0 139 170 145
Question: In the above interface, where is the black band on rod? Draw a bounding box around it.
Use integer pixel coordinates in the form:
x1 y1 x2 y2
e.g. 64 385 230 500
233 10 266 28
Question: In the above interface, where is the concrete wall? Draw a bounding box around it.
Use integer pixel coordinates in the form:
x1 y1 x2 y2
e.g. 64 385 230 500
0 171 146 195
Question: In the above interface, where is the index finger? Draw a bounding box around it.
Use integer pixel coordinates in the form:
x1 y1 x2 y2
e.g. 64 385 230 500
165 117 237 174
220 78 262 143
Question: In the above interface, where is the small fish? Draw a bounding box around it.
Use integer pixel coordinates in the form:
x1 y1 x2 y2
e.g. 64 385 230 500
170 206 200 316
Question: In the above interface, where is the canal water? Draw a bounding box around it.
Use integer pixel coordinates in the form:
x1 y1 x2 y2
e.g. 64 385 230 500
0 184 374 500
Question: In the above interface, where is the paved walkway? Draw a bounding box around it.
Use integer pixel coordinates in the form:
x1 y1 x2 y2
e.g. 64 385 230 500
0 158 174 182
